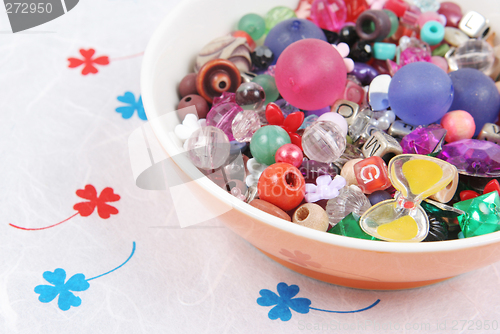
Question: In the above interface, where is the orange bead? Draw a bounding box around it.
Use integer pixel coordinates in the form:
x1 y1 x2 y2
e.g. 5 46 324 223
257 163 306 211
196 59 241 103
231 30 256 51
353 156 392 194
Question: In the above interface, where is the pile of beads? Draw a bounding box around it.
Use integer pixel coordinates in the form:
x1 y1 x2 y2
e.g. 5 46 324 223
175 0 500 242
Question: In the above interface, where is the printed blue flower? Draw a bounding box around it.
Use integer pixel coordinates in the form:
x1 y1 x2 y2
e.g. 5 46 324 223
34 268 90 311
257 282 311 321
116 92 146 120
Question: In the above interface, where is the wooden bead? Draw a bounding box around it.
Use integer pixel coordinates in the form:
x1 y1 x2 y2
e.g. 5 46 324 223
292 203 329 232
249 199 291 221
177 94 209 119
196 59 241 103
178 73 198 97
340 158 362 186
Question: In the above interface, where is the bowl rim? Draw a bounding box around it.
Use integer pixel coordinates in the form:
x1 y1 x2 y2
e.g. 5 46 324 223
141 0 500 255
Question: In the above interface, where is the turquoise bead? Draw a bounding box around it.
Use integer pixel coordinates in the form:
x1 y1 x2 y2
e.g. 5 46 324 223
238 13 266 41
373 42 397 60
250 126 291 165
252 75 280 104
420 21 445 46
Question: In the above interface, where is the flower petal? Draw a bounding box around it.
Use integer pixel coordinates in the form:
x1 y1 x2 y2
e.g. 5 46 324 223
257 289 279 307
79 48 95 59
65 273 90 292
136 97 147 120
288 297 311 314
98 187 120 203
93 56 110 65
117 92 136 104
279 248 294 258
34 285 59 303
277 282 299 300
116 106 135 119
268 303 292 321
81 64 98 75
96 202 118 219
73 201 96 217
57 289 82 311
76 185 97 200
67 58 84 68
42 268 66 286
316 175 333 186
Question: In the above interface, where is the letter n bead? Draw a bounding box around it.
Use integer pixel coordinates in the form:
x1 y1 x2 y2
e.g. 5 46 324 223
362 130 402 161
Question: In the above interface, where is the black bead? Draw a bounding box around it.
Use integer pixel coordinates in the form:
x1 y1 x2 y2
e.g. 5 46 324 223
338 25 359 47
322 29 340 45
423 215 449 242
349 41 373 63
251 45 274 71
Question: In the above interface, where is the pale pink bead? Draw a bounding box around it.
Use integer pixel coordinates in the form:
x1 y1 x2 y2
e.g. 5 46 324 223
275 144 304 168
231 109 261 142
431 56 449 73
440 110 476 143
317 112 349 137
417 11 441 29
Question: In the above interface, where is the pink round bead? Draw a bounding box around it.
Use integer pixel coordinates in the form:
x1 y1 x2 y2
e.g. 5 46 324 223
275 39 347 110
417 11 442 29
431 56 449 73
275 143 304 168
440 110 476 143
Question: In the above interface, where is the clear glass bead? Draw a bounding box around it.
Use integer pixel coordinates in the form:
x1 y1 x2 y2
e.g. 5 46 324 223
446 39 495 75
231 109 261 142
302 120 346 164
235 82 266 110
185 126 230 170
326 185 372 226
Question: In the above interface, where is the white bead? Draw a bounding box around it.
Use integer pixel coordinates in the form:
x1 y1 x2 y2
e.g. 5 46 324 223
459 11 490 38
383 109 396 124
444 27 470 47
368 74 392 111
377 117 391 131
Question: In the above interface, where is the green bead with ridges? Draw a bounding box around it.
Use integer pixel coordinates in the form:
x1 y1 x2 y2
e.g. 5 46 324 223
265 6 296 32
252 75 279 104
250 126 291 165
238 13 266 41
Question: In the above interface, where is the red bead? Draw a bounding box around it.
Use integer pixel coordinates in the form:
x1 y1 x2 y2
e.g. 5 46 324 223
460 190 479 201
345 0 369 23
275 144 304 168
257 163 306 211
231 30 256 51
265 103 305 150
483 179 500 196
353 156 391 194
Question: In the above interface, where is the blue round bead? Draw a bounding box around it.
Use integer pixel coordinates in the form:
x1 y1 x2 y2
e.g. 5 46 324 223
373 42 397 60
448 68 500 136
368 190 393 206
420 21 445 46
388 62 454 125
264 18 327 66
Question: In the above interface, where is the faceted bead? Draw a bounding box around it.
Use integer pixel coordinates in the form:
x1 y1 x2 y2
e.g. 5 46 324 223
345 0 369 23
328 213 380 240
454 191 500 238
325 185 371 225
310 0 347 32
257 163 306 211
301 121 347 164
446 39 495 75
235 82 266 110
238 13 267 41
251 75 279 104
185 126 230 170
251 46 274 71
348 107 373 142
293 203 330 231
436 139 500 177
383 0 408 17
353 156 392 194
317 112 348 137
206 102 243 141
400 124 447 155
231 109 261 142
250 125 291 165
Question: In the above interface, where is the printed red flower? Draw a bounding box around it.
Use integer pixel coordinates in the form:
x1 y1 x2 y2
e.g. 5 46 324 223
73 185 120 219
68 49 109 75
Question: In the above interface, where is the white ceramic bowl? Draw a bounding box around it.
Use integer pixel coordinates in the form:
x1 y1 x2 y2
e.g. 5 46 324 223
142 0 500 289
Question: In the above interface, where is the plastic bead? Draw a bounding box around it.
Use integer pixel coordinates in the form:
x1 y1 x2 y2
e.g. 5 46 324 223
245 158 268 187
417 11 442 29
185 126 230 170
448 68 500 136
322 28 340 44
250 125 291 165
388 120 416 138
317 112 349 137
432 44 450 57
383 9 399 38
251 77 277 105
231 109 261 142
179 73 198 97
454 191 500 238
302 121 347 164
177 94 209 119
265 6 297 32
325 185 371 226
195 35 252 73
343 78 365 105
412 0 439 13
444 27 469 47
264 18 326 65
238 13 267 41
257 163 306 211
251 46 274 71
446 39 495 75
206 101 243 141
174 113 202 141
373 42 397 60
249 199 291 221
368 190 392 205
422 215 449 242
196 59 242 103
383 0 407 17
275 38 347 110
235 82 266 110
420 21 445 46
293 203 330 231
368 74 391 110
265 103 304 148
349 41 373 62
299 159 339 184
477 123 500 145
429 168 459 203
351 62 379 85
355 10 392 42
345 0 370 23
440 110 475 142
431 56 449 72
353 156 392 194
275 144 303 168
310 0 347 31
338 25 359 46
332 99 360 125
400 124 447 155
388 62 453 125
458 11 490 38
362 131 403 161
305 175 347 202
328 213 379 240
231 31 256 51
438 2 463 28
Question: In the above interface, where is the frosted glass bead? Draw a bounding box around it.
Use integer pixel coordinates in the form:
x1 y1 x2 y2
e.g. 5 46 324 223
185 126 230 170
302 121 346 164
231 109 261 142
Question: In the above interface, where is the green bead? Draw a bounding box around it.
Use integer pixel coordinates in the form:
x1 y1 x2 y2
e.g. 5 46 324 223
454 191 500 238
327 213 381 241
346 135 353 145
432 43 450 57
250 126 291 165
373 42 397 60
265 6 296 32
252 75 279 104
383 9 399 39
238 13 266 41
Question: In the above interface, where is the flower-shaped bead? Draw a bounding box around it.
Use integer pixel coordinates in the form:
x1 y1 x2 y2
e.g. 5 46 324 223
245 158 268 187
34 268 90 311
174 114 206 145
257 282 311 321
265 103 305 149
305 175 347 203
332 43 355 73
